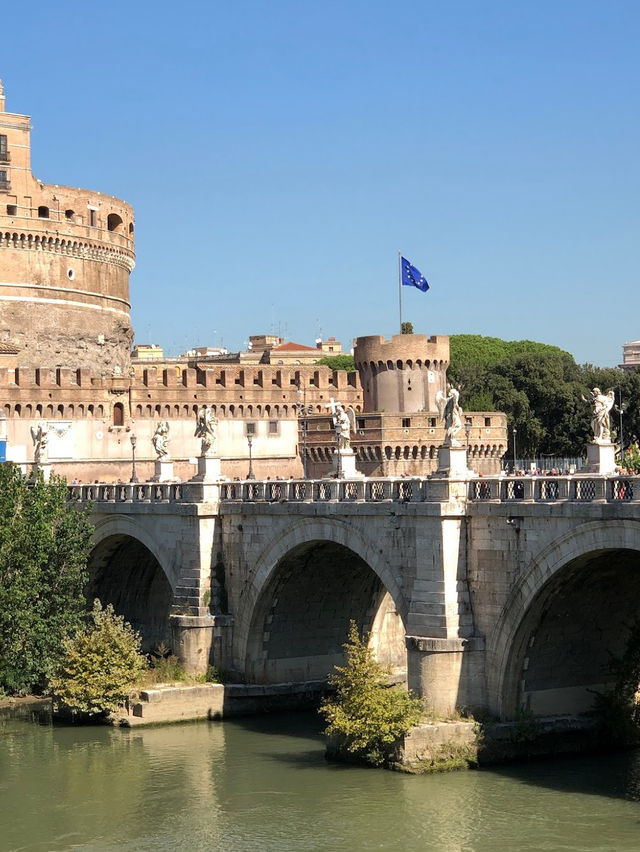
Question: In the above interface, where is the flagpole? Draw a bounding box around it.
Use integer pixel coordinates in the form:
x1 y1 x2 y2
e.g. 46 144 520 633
398 251 402 334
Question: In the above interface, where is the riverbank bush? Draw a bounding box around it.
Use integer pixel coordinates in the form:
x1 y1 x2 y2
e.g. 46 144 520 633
50 600 147 717
0 466 93 695
319 621 423 766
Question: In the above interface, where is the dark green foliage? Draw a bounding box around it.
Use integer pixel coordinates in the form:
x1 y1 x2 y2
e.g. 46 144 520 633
319 621 423 766
50 599 147 716
449 334 640 458
0 465 93 695
592 618 640 745
316 354 356 373
401 321 414 335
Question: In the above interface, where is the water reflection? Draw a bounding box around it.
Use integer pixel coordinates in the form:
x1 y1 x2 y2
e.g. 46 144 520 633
2 707 640 851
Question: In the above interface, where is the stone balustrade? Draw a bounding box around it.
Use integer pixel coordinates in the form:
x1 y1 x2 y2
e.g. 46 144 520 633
68 473 640 506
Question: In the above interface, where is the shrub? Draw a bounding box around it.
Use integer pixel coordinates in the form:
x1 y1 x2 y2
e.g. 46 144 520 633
145 643 188 684
49 599 147 717
319 621 423 766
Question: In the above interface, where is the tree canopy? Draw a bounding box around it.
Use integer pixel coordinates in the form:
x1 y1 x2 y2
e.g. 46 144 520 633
316 354 356 372
0 466 94 695
449 334 640 459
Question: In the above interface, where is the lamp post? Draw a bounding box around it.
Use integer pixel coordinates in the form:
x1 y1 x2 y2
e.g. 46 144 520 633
246 434 255 480
295 382 313 479
615 392 627 463
512 427 517 472
464 418 472 462
129 433 138 483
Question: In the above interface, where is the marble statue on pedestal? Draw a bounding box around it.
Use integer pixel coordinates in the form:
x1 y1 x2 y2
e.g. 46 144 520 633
435 386 463 447
583 388 615 444
30 422 49 464
194 405 218 456
152 420 170 459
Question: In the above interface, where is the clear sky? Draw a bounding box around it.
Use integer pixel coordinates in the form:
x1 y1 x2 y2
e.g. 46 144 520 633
2 1 638 366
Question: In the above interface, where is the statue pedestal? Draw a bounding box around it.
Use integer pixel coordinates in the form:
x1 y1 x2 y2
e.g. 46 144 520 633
584 442 617 475
433 445 474 478
332 448 363 479
151 459 174 482
191 455 222 483
32 462 52 482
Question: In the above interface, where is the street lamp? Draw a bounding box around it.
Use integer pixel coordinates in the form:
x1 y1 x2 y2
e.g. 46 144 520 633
512 427 517 472
615 391 627 462
464 418 472 458
246 434 255 480
295 381 313 479
129 433 138 483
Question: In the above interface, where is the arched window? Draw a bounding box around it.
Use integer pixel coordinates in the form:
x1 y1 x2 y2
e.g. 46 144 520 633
65 209 75 220
113 402 124 427
107 213 123 233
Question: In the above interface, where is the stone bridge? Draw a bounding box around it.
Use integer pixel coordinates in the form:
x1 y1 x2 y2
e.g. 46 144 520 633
74 472 640 719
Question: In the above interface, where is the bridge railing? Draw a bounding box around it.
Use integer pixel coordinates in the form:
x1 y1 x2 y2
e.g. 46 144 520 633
69 474 640 506
468 475 640 504
69 482 187 504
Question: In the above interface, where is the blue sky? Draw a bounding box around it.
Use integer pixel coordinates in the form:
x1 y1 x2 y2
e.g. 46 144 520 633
3 1 638 366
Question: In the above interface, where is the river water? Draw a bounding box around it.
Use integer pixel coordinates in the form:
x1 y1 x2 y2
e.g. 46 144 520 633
2 704 640 851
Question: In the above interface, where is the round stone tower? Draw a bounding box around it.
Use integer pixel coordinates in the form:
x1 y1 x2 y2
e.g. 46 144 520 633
0 79 135 371
353 333 449 413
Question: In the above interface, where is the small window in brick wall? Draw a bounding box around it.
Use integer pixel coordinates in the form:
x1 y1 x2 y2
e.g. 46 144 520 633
402 418 411 428
113 402 124 427
268 421 279 435
246 422 256 436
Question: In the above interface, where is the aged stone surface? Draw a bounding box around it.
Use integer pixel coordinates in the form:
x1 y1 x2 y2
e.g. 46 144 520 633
80 482 640 724
0 83 135 371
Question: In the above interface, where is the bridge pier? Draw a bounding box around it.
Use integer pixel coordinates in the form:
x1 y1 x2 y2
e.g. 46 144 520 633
170 614 234 675
406 636 486 715
79 472 640 722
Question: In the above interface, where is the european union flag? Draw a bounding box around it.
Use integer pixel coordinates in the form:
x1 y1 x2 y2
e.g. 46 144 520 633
401 257 429 292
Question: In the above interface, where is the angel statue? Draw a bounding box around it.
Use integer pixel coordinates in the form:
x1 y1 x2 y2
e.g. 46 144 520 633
435 386 463 447
194 405 218 455
582 387 615 443
30 422 49 464
326 400 356 450
152 420 170 459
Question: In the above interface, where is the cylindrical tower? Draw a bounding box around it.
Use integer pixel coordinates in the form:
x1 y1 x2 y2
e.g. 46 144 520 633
0 80 135 371
354 333 450 413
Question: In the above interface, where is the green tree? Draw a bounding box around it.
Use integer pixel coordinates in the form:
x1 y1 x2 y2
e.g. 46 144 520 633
401 321 414 335
50 599 147 717
0 466 93 695
319 621 423 766
316 354 356 373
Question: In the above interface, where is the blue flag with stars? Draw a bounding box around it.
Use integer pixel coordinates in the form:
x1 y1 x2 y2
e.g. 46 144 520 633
401 257 429 292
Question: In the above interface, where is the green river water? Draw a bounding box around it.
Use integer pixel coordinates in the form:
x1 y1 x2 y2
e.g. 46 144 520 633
1 704 640 851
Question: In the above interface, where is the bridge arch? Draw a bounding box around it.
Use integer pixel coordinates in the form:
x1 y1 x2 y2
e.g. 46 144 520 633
236 517 408 683
87 516 176 652
489 519 640 718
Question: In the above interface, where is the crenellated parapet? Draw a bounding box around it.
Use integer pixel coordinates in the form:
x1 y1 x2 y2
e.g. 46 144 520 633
0 359 363 426
354 333 449 414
